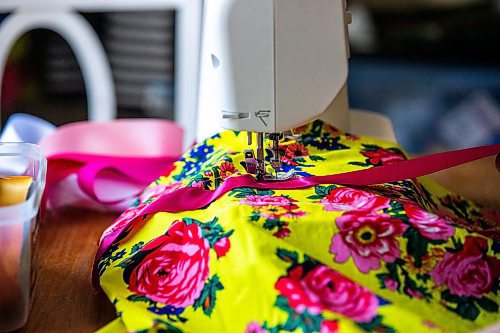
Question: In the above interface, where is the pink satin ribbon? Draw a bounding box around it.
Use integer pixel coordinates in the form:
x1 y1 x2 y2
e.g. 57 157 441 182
93 143 500 289
45 154 177 205
39 119 183 211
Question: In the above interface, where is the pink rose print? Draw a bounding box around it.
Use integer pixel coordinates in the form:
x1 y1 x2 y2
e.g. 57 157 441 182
320 187 390 212
241 195 293 207
244 321 266 333
241 195 306 220
330 212 408 273
190 180 204 189
128 220 210 308
273 227 291 239
362 147 406 166
404 204 455 240
275 265 378 323
384 278 398 291
320 320 339 333
213 236 231 258
431 236 500 298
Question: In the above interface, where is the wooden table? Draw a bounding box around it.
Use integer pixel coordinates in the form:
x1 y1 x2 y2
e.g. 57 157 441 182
21 209 118 332
20 156 499 332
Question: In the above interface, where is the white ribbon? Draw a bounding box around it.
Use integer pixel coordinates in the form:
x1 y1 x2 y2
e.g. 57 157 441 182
0 113 56 144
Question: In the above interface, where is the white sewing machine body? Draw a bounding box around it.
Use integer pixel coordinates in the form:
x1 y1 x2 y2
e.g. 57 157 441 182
198 0 351 135
197 0 396 179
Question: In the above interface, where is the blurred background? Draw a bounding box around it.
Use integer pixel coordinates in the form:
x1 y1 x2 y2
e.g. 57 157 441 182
0 0 499 155
0 9 176 125
347 0 500 154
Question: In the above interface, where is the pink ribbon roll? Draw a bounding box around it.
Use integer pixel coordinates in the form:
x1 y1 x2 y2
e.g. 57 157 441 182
39 119 183 211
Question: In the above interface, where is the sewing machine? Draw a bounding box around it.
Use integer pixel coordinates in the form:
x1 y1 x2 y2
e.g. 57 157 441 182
197 0 353 180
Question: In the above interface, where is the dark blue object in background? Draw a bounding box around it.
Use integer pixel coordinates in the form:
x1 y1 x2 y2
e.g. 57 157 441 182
348 57 500 154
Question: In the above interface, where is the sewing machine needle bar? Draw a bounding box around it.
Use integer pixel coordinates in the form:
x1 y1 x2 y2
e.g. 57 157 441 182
256 132 265 176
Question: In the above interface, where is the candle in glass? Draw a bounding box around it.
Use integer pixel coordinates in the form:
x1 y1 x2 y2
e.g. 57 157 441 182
0 176 33 331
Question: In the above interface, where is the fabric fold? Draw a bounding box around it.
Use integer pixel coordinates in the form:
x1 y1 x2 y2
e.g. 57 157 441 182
93 142 500 289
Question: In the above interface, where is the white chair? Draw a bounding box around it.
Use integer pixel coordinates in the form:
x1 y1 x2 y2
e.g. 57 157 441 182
0 0 202 149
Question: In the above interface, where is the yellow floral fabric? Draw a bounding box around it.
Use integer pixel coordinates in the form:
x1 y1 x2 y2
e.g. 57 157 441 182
96 120 500 333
